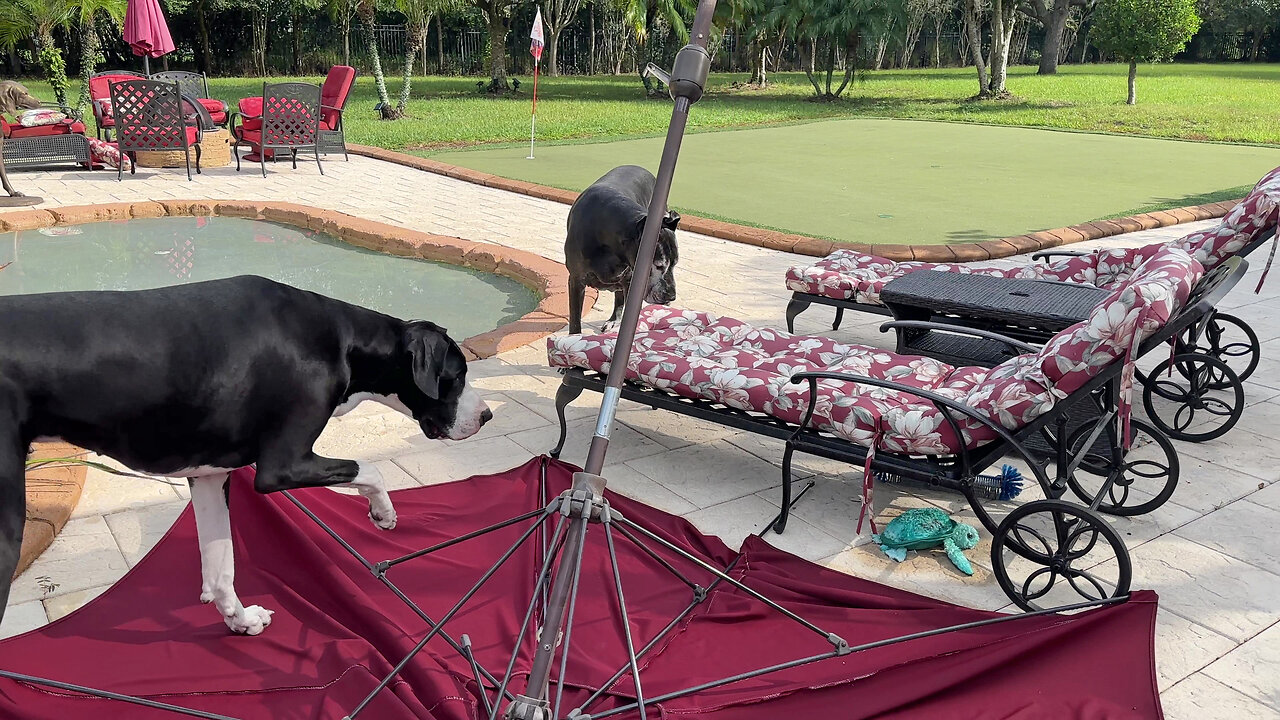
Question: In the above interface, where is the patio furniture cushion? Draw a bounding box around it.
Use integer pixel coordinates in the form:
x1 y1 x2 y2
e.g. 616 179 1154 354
18 108 66 126
786 166 1280 304
3 120 88 139
552 246 1201 455
195 98 227 125
320 65 355 130
117 124 199 148
237 97 263 131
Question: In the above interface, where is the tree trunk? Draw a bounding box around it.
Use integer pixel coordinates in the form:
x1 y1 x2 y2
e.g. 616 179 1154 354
1250 30 1263 61
548 26 563 76
196 0 213 72
77 18 97 115
292 10 303 73
252 10 268 76
834 35 859 97
342 14 351 66
437 15 445 72
397 20 429 113
1126 59 1136 104
804 38 822 96
483 4 510 89
933 17 943 68
985 0 1015 95
588 5 595 74
963 0 989 95
874 34 888 70
361 7 395 114
824 42 835 95
1037 1 1072 74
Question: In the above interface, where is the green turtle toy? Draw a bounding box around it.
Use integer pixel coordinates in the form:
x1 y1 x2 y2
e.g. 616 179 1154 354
872 508 980 576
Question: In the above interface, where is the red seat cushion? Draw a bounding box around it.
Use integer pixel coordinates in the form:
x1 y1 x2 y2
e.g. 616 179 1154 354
197 98 227 114
118 125 199 148
89 74 141 102
207 110 227 125
320 65 355 130
237 97 263 131
6 121 88 139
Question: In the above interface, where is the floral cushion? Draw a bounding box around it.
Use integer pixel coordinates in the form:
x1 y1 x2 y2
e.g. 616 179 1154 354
18 108 66 127
786 166 1278 304
552 247 1201 456
87 137 131 170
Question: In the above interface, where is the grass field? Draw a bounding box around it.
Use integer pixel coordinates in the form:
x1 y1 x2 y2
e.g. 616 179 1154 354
429 118 1278 244
24 63 1280 150
18 63 1280 242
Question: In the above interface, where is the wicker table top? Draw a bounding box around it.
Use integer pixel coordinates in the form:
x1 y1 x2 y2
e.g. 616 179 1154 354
881 270 1110 332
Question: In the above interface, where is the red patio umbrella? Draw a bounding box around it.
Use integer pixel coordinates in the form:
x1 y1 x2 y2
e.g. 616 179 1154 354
123 0 175 74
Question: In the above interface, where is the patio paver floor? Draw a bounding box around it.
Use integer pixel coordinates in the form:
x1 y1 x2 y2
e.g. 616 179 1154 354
2 155 1278 719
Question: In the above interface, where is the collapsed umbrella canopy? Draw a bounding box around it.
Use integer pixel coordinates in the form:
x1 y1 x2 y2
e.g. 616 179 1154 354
123 0 175 73
0 461 1163 719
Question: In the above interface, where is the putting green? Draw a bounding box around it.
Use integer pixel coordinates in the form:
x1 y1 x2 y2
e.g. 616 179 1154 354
429 117 1280 245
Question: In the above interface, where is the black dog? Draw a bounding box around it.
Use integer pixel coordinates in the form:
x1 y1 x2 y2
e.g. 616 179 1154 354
0 276 491 634
564 165 680 334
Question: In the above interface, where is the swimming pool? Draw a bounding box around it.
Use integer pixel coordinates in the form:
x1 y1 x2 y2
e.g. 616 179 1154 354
0 216 539 341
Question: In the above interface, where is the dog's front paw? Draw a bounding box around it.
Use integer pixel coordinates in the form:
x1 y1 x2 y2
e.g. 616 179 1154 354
200 587 214 604
602 319 621 333
225 605 274 635
368 502 397 530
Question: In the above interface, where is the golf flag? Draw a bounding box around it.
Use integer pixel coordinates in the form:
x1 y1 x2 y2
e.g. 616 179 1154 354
530 8 545 60
528 7 544 159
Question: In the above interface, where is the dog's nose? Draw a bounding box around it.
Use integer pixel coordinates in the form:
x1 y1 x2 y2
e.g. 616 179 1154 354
480 408 493 425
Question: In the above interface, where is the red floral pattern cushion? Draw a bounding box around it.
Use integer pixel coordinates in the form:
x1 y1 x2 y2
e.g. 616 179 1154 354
552 247 1201 455
786 166 1278 303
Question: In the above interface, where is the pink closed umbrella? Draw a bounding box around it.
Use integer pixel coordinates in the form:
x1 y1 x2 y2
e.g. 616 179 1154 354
123 0 175 74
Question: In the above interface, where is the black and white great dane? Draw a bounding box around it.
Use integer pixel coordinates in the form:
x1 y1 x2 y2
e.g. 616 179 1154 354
0 276 491 635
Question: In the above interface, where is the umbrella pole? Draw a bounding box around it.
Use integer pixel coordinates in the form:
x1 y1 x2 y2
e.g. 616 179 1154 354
144 55 150 75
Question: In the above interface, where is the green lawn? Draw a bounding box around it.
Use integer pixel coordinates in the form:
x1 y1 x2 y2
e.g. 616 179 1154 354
19 63 1280 243
25 63 1280 150
429 117 1278 244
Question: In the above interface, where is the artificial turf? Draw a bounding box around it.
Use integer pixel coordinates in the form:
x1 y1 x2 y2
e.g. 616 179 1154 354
428 117 1280 245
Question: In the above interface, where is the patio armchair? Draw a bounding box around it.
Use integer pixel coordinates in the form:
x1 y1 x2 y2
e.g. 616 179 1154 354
0 102 94 171
88 70 144 139
318 65 356 160
230 82 323 178
149 70 228 128
109 78 202 181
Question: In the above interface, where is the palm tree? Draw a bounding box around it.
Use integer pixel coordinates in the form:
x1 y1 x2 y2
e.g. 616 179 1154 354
768 0 906 100
68 0 126 114
392 0 462 116
613 0 695 94
357 0 396 116
0 0 73 107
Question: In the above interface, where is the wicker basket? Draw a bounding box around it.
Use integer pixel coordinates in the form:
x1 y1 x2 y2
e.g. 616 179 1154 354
134 128 231 169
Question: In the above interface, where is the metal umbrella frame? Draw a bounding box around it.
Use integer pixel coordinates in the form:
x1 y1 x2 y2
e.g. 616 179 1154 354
0 1 1129 716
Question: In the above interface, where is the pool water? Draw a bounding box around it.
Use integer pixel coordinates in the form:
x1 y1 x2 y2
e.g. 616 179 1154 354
0 217 538 340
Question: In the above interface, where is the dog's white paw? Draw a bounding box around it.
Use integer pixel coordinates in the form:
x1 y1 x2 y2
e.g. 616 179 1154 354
369 508 397 530
225 605 274 635
200 588 214 604
602 319 621 333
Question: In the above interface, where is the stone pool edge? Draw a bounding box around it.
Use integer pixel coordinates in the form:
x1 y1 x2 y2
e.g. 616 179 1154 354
0 200 593 360
349 144 1238 262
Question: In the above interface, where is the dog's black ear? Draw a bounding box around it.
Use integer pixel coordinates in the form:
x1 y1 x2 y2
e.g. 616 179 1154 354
662 210 681 231
405 321 452 400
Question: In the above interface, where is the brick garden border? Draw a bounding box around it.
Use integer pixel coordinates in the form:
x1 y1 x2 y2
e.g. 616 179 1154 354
350 144 1239 262
0 199 590 575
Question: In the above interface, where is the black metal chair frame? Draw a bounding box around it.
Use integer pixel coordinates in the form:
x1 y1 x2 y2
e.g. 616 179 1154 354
550 259 1244 610
149 71 227 129
230 82 324 178
89 70 144 139
109 78 203 181
319 69 356 161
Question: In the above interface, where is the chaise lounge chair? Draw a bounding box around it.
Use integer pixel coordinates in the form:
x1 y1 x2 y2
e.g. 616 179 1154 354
784 167 1280 387
547 246 1240 610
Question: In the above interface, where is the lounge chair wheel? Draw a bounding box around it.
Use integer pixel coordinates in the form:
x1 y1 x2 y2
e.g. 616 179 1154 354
1063 417 1178 516
991 499 1131 612
1188 312 1259 385
1142 353 1243 442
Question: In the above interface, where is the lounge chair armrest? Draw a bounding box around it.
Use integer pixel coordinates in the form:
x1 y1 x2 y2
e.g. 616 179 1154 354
878 320 1037 354
1032 250 1088 262
786 370 1033 475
